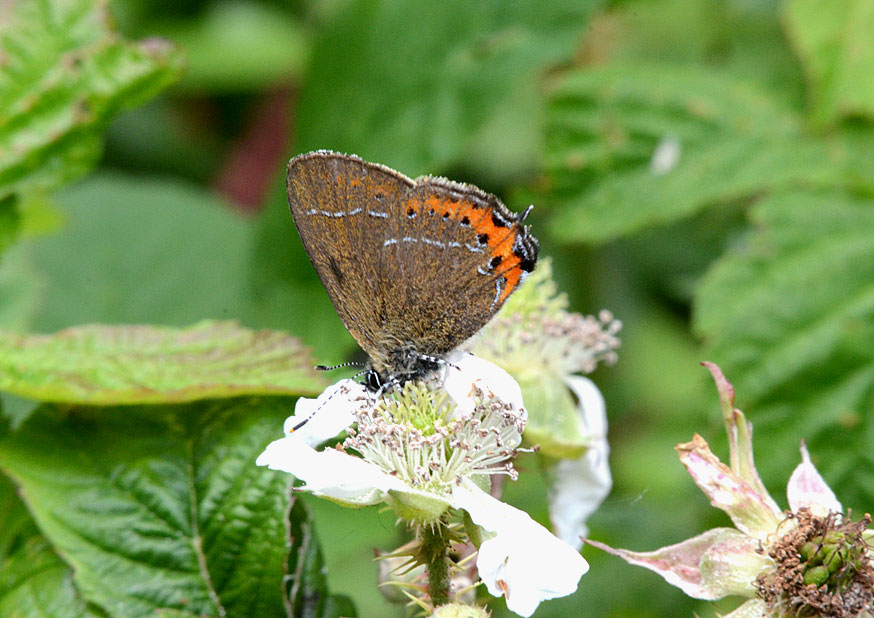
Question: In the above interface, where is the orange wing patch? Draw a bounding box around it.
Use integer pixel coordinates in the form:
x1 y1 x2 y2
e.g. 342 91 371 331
401 194 527 303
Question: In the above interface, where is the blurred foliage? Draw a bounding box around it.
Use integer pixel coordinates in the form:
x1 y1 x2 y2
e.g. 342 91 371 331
0 0 183 255
294 0 605 176
1 0 874 616
783 0 874 126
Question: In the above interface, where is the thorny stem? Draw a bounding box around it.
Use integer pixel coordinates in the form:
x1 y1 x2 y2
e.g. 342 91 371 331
422 518 452 607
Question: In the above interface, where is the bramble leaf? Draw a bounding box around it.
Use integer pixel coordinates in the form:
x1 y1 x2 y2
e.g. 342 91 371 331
542 64 866 243
0 535 100 618
694 190 874 508
0 320 325 404
0 398 315 618
0 0 183 201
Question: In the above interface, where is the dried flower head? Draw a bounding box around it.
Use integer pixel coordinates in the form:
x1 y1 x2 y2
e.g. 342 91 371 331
757 509 873 618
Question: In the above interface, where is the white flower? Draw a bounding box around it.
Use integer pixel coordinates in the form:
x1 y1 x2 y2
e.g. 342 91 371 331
257 351 589 616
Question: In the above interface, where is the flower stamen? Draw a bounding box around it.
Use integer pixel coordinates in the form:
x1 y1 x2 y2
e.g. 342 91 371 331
343 380 525 494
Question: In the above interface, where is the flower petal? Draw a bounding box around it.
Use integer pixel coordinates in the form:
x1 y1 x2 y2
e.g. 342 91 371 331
452 482 588 617
786 442 842 517
283 379 369 446
587 527 768 600
444 351 526 422
677 434 782 540
256 436 407 505
549 376 612 549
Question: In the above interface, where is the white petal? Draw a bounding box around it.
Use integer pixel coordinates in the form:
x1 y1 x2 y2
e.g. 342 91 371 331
282 379 368 446
452 482 588 617
444 351 526 421
256 436 406 505
549 376 612 549
786 442 842 517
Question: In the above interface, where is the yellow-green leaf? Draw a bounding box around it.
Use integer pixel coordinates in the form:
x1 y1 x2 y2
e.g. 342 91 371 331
0 321 326 404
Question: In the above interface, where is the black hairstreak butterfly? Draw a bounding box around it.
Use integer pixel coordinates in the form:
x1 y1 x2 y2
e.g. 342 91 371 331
286 151 539 390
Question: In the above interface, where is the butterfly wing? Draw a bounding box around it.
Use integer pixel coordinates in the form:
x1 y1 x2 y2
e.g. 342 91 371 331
286 151 538 375
287 152 412 365
372 175 538 359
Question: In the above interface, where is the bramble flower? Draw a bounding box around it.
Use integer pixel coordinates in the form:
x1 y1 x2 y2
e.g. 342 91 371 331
467 259 620 548
257 351 588 617
588 363 873 618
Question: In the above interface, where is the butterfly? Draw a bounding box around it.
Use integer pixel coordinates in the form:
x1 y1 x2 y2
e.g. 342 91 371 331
286 151 538 391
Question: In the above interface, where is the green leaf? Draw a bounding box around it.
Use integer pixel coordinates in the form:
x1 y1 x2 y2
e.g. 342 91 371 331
0 320 325 404
0 472 39 565
156 0 309 92
0 0 183 201
0 398 300 618
295 0 603 174
285 497 357 618
0 194 20 257
542 64 848 243
694 190 874 508
0 473 98 618
783 0 874 125
16 173 255 331
0 535 100 618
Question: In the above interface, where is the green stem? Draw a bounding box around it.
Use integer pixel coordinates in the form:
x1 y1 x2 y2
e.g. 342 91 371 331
422 521 451 606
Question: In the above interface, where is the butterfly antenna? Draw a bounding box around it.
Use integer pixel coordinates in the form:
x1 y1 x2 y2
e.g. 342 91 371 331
315 361 364 371
417 353 461 372
289 368 371 433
